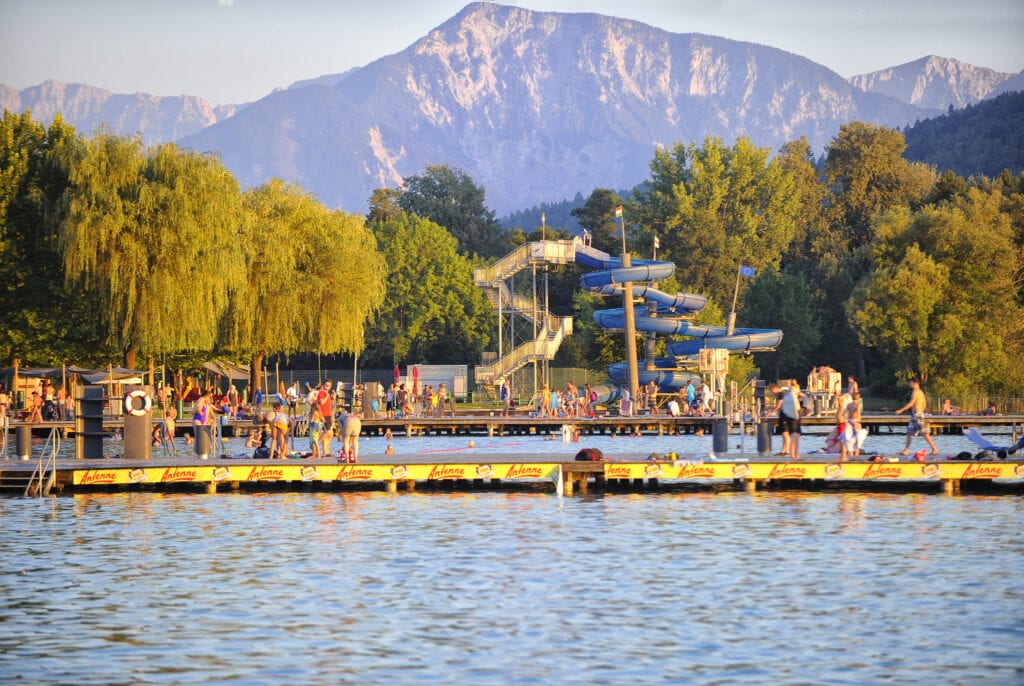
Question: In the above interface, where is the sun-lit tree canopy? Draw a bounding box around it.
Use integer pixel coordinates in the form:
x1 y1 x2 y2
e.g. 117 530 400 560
62 134 245 367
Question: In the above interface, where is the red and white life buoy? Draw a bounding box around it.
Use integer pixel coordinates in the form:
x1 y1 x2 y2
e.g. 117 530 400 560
124 389 152 416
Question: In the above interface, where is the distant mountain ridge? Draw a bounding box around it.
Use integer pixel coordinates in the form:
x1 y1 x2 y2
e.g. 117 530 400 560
3 2 1021 214
849 56 1014 109
178 2 937 213
0 80 244 144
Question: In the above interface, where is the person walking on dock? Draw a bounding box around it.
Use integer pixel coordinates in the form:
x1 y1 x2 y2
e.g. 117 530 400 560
895 379 939 456
774 381 804 459
500 379 511 417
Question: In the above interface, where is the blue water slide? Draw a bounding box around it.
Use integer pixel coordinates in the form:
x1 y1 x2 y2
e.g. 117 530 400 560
575 244 781 393
580 261 674 289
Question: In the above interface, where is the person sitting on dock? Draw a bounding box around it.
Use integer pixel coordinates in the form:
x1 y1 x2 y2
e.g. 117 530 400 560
252 432 271 459
667 398 681 417
941 399 959 416
979 402 998 416
843 392 867 458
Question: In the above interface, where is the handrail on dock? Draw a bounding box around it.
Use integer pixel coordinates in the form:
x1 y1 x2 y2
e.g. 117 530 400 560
25 427 59 496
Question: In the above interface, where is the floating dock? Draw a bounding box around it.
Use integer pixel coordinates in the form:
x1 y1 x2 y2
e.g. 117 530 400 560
3 454 1022 497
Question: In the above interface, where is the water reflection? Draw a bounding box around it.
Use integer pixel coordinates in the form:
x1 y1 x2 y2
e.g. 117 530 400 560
0 491 1020 684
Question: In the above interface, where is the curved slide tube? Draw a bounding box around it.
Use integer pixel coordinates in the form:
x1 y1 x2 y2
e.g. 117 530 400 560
579 250 782 394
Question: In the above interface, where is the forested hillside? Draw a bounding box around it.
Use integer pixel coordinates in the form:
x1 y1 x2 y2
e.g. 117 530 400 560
903 91 1024 177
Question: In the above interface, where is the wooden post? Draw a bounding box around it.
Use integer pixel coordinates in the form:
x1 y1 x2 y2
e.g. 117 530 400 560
385 479 398 493
206 482 217 494
563 471 575 496
744 478 757 494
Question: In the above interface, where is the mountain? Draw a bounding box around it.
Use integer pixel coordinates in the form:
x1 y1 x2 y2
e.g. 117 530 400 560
178 2 933 214
849 56 1013 110
903 90 1024 178
985 69 1024 100
0 80 243 144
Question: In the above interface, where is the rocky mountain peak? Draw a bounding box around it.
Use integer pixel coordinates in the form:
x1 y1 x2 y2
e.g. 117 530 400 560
849 55 1013 109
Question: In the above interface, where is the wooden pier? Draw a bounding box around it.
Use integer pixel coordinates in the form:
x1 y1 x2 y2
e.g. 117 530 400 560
8 412 1022 439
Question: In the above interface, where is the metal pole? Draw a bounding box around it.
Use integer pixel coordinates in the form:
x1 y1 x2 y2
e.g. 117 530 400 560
542 213 548 386
619 212 639 407
532 264 539 394
727 264 741 336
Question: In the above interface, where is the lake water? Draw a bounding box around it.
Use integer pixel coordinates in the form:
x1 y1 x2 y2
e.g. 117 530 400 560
1 486 1021 684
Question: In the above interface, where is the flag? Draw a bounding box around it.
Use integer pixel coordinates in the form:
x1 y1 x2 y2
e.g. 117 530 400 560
614 205 623 218
653 235 660 249
739 265 756 278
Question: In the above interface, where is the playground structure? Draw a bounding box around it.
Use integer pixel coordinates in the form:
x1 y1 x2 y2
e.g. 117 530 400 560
474 237 783 404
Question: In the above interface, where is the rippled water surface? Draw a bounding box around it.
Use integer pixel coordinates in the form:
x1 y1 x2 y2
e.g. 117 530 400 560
1 490 1021 685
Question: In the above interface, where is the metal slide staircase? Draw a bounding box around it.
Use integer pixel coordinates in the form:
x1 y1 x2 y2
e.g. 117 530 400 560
474 240 581 384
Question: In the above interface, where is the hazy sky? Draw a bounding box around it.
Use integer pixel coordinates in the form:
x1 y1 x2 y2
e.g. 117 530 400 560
2 0 1022 105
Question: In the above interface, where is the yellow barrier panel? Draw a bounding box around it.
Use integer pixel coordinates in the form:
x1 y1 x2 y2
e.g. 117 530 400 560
73 462 563 486
603 461 1024 481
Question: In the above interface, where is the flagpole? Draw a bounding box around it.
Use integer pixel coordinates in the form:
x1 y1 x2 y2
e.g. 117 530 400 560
727 263 742 336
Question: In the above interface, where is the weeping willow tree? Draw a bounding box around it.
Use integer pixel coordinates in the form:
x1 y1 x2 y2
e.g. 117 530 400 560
223 180 386 392
61 134 246 369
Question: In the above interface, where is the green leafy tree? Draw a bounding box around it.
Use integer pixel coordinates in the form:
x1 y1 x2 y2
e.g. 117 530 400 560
223 179 386 392
62 134 245 369
740 267 820 380
635 137 800 309
0 111 107 367
367 187 402 224
847 189 1024 393
570 188 625 256
398 165 509 258
362 211 491 366
825 122 936 258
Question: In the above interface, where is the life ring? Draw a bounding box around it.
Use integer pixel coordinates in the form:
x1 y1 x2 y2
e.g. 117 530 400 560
125 389 152 416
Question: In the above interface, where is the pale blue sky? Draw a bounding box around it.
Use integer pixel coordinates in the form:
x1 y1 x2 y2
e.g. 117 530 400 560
2 0 1022 104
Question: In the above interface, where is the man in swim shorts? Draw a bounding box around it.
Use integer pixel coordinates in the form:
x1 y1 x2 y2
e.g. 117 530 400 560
896 379 939 456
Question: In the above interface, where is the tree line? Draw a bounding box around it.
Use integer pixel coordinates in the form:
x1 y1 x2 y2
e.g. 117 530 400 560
2 108 1023 398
